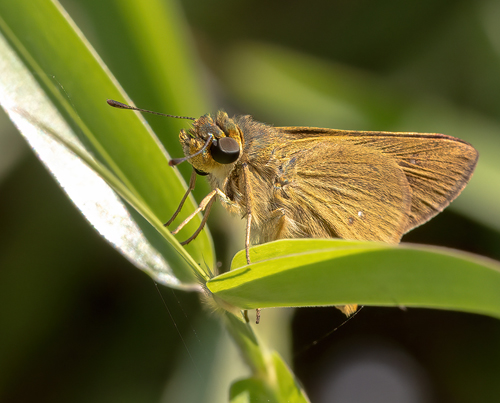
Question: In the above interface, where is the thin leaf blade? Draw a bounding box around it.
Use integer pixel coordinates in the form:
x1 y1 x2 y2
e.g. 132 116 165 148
0 0 214 285
208 239 500 319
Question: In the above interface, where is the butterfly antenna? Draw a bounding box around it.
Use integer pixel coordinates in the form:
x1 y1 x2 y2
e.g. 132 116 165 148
107 99 196 121
107 99 207 167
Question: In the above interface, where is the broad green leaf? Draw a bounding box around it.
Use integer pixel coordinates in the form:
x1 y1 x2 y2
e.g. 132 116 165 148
0 0 214 285
208 239 500 319
231 238 378 269
0 31 198 286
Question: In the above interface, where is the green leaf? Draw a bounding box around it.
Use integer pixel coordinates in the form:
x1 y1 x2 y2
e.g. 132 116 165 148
230 353 310 403
271 353 310 403
207 239 500 319
0 0 214 285
230 379 269 403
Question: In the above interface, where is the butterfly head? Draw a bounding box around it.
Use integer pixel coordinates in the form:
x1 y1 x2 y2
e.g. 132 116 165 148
174 111 243 175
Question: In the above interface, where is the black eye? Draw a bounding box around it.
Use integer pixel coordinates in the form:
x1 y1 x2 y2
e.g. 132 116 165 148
210 137 240 164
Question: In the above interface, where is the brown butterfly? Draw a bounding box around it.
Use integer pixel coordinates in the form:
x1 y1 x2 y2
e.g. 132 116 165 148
108 100 478 319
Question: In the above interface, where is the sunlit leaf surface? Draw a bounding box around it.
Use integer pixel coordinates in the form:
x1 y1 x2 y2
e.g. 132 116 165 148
0 32 201 290
208 239 500 319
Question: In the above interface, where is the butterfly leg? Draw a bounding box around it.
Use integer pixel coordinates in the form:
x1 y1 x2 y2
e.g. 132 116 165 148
164 170 197 227
245 213 252 265
179 196 216 245
172 188 215 237
172 188 229 244
241 163 253 265
242 163 261 324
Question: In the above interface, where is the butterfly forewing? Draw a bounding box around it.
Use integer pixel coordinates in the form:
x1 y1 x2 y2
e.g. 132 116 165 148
277 127 478 236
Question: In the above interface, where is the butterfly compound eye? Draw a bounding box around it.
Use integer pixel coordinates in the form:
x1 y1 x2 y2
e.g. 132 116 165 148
210 137 240 164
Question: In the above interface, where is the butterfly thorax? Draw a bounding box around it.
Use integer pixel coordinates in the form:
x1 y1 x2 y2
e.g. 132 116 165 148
226 116 292 237
180 113 285 228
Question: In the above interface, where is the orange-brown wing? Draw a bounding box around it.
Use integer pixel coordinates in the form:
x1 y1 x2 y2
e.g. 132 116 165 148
267 139 412 244
277 128 478 233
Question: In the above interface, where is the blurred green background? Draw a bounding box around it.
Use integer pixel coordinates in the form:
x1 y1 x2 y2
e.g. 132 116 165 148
1 0 500 402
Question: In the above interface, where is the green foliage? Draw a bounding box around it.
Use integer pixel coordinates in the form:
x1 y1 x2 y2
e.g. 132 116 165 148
210 239 500 319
